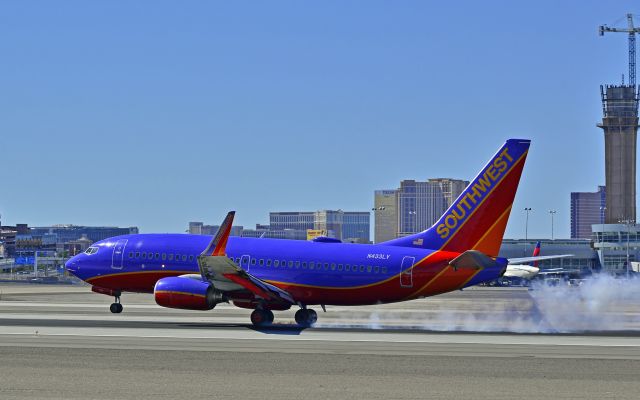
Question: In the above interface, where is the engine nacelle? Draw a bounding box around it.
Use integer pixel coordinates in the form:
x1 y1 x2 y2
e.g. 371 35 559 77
154 276 224 310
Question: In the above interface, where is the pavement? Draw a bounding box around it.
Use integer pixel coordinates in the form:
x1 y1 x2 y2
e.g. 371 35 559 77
1 283 640 399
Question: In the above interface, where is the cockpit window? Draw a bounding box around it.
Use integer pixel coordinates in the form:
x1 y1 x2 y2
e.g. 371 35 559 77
84 246 99 255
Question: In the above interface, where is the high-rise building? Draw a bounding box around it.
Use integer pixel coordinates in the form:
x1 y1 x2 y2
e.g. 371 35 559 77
269 210 370 242
340 212 370 243
570 186 606 239
396 178 468 236
269 212 315 231
373 190 397 243
598 85 639 223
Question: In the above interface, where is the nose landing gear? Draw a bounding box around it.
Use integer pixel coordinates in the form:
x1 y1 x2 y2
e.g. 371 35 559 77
110 294 123 314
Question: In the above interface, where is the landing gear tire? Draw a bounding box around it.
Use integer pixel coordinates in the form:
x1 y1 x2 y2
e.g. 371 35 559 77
251 309 273 327
295 308 317 327
110 303 123 314
265 309 274 324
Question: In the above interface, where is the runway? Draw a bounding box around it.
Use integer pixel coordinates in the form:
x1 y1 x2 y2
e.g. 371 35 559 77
1 284 640 399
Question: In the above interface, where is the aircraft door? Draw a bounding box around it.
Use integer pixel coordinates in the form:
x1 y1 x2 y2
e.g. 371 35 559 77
111 239 128 270
240 255 251 272
400 256 415 287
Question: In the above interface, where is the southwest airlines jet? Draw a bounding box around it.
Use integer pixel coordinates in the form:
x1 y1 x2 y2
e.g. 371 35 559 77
66 139 538 327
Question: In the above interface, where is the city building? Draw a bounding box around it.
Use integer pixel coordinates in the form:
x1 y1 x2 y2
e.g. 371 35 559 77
341 212 370 243
396 178 468 237
267 210 370 242
373 190 398 243
29 225 139 244
269 212 315 231
188 221 243 236
570 186 606 239
241 226 307 240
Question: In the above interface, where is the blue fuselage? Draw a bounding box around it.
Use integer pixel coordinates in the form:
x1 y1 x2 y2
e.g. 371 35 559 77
66 234 505 306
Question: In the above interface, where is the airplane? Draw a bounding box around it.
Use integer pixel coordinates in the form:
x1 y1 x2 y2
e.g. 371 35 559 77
503 241 572 280
66 138 535 327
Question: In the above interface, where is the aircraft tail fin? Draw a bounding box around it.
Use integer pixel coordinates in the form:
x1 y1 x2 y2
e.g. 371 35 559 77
382 139 531 257
533 241 541 268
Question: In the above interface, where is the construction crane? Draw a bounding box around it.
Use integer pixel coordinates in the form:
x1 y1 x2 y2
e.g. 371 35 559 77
599 13 640 86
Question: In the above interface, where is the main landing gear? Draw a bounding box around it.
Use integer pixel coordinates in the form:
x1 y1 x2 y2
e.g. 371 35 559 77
250 308 274 327
248 307 319 327
295 308 317 327
110 294 123 314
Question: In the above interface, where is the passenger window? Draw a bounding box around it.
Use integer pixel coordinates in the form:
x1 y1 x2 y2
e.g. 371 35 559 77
288 261 293 268
259 259 264 266
274 260 280 267
182 255 187 261
304 262 310 269
189 255 194 262
324 263 329 270
168 254 174 260
267 259 272 267
296 261 301 269
175 254 180 261
332 263 337 271
360 265 365 272
135 252 140 258
162 253 166 260
142 253 147 259
381 267 387 274
128 252 133 258
367 266 372 273
251 258 256 265
155 253 160 260
309 262 314 269
374 266 380 274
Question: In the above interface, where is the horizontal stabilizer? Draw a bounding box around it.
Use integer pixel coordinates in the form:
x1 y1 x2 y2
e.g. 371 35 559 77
450 250 501 271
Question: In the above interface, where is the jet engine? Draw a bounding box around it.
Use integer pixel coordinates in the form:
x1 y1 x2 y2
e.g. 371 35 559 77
154 276 225 310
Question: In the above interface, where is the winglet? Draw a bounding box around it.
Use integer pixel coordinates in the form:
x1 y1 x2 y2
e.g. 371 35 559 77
201 211 235 256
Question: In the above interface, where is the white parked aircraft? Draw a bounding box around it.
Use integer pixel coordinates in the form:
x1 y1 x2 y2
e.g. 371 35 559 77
504 242 572 280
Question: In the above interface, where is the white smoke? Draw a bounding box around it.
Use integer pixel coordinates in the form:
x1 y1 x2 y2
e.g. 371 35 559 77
316 275 640 333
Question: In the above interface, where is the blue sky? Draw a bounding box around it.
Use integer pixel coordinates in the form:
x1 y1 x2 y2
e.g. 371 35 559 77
0 1 637 238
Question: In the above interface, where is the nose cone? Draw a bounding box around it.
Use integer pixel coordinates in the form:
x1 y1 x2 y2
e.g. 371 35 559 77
65 255 80 275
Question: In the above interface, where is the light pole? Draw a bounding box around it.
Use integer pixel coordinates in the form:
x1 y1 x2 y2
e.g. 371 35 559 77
524 208 532 255
548 210 557 240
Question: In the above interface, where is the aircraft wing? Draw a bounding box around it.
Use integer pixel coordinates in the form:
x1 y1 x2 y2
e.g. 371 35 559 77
197 211 295 305
507 254 573 264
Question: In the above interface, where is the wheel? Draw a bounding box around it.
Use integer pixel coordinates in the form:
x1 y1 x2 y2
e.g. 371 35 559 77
116 303 123 313
265 309 274 324
306 309 318 325
250 309 271 327
110 303 119 313
295 309 308 325
294 308 317 327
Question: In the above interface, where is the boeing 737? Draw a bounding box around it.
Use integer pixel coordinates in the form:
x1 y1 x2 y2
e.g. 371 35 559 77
66 138 542 327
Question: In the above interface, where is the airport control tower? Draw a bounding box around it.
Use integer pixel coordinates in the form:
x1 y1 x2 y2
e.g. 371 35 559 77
598 14 640 223
598 84 638 223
